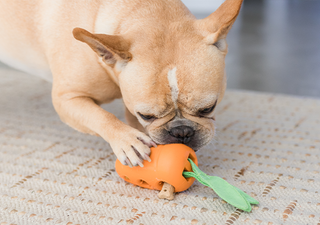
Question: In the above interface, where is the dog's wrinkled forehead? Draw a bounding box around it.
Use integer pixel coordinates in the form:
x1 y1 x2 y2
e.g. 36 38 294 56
166 66 220 111
121 50 224 115
128 65 220 116
121 23 226 115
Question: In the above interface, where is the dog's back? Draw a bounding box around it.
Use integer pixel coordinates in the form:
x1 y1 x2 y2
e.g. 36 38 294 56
0 1 51 80
0 0 103 81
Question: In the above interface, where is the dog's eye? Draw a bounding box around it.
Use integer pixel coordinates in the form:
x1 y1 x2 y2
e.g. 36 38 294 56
213 39 227 51
199 106 214 114
198 101 217 115
138 113 156 121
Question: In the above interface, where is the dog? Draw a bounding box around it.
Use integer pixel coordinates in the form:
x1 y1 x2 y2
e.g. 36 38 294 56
0 0 243 167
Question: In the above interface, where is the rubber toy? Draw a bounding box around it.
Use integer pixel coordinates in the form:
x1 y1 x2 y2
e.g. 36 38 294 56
115 144 259 212
115 144 197 192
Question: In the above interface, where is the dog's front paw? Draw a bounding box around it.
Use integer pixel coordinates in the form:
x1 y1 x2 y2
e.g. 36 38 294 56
110 127 157 167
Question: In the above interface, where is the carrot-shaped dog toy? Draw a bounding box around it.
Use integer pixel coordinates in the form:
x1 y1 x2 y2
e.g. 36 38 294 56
115 144 259 212
115 144 197 194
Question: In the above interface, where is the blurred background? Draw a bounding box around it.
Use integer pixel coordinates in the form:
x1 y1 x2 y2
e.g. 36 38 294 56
0 0 319 98
182 0 320 98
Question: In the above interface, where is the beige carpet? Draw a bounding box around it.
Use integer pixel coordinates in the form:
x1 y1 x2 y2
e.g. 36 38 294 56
0 69 320 225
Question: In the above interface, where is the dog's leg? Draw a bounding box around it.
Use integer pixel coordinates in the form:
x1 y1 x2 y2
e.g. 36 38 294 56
52 92 155 167
125 107 144 132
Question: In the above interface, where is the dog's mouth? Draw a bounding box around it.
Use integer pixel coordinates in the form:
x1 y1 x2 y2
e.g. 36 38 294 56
150 134 203 152
147 122 214 151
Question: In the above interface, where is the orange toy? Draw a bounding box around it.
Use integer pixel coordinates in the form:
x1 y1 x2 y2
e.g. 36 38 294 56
115 144 198 192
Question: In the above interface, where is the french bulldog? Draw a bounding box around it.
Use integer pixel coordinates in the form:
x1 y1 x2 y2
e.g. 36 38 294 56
0 0 243 167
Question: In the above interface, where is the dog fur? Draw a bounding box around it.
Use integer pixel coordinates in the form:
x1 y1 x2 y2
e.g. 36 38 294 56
0 0 243 167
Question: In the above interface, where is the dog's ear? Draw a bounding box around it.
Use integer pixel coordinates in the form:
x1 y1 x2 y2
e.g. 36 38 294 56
197 0 243 46
73 28 132 66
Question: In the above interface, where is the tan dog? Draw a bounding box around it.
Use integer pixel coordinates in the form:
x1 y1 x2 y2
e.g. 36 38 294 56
0 0 243 167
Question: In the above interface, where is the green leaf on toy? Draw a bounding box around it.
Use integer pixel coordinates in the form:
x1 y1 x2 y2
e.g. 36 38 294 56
183 158 259 212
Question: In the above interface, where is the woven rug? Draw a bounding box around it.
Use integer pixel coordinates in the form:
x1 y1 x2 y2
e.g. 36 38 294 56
0 69 320 225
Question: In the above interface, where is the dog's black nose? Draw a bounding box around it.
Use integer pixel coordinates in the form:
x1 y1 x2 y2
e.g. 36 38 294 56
169 126 194 144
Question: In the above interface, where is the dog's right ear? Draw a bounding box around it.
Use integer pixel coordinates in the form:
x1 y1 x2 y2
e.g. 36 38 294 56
73 28 132 66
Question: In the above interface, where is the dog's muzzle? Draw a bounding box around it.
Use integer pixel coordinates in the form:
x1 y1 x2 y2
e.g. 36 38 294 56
168 125 195 144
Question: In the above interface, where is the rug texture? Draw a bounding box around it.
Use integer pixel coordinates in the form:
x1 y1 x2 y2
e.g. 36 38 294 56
0 69 320 225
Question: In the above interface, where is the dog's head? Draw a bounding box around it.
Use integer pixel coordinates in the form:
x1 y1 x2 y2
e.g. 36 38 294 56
73 0 243 150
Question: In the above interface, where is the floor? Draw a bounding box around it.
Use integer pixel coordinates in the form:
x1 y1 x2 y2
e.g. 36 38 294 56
1 0 320 98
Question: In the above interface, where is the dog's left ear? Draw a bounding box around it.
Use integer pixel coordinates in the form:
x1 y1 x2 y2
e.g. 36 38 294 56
73 28 132 66
197 0 243 46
